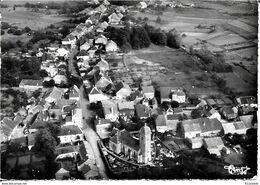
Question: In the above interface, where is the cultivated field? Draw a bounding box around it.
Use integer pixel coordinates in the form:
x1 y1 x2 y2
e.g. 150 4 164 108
1 6 68 30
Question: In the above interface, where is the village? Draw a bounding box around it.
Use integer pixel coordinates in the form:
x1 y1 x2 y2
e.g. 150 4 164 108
0 0 258 180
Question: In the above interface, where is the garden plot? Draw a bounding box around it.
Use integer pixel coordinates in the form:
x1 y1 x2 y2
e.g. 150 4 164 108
228 20 257 34
216 72 255 94
206 33 246 46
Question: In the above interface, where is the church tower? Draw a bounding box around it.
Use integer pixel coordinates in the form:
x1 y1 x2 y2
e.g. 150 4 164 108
139 124 152 164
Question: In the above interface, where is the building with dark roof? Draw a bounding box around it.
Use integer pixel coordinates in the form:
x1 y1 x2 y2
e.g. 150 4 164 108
58 125 83 144
135 104 150 120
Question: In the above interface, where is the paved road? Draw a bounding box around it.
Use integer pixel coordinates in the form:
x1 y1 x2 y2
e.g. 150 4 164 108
79 86 108 179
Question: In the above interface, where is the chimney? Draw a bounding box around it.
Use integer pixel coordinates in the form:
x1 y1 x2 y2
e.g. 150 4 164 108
98 119 101 125
110 107 114 115
203 121 206 126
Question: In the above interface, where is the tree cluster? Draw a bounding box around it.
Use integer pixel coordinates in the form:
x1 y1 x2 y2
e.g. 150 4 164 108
1 56 41 87
195 49 233 73
30 30 61 44
1 89 28 112
144 24 182 48
106 25 151 52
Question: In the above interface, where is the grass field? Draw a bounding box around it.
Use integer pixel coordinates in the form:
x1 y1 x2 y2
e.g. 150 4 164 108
1 6 68 30
1 32 32 43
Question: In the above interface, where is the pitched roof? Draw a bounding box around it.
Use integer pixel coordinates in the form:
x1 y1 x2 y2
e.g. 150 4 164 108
239 115 253 128
102 100 119 115
96 75 112 89
94 119 111 125
135 104 149 118
199 118 222 133
89 86 102 95
19 79 43 87
156 114 167 127
203 137 224 149
119 129 139 151
28 133 37 146
115 82 131 93
30 121 48 130
45 87 64 102
58 125 82 136
182 119 202 133
142 86 154 94
117 101 135 110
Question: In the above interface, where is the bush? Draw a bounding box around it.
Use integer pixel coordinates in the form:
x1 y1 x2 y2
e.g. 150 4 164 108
130 26 151 49
23 26 31 33
166 31 182 49
13 29 22 35
1 30 5 35
1 22 10 30
156 16 162 23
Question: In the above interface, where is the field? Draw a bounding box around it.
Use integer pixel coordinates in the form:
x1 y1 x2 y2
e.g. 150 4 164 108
124 45 220 93
1 6 68 30
1 32 33 43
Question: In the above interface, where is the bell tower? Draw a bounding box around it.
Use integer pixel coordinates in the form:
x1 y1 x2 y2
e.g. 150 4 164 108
139 123 152 163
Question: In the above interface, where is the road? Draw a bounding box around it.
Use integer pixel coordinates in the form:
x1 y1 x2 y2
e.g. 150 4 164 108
68 46 108 179
79 80 108 179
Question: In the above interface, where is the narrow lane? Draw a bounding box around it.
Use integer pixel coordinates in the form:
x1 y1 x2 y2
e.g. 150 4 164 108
79 86 108 179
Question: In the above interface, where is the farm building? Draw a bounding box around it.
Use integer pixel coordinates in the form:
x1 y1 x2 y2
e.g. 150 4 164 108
19 79 43 91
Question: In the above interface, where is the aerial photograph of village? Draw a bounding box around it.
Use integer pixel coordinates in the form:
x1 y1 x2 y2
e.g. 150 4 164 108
0 0 258 181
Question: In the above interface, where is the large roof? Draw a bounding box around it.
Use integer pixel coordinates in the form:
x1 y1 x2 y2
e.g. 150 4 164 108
20 79 43 87
199 118 222 133
58 125 82 136
204 137 224 148
156 114 167 127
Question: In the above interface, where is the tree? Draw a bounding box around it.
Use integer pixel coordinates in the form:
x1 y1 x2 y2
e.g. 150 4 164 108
43 79 55 87
156 16 162 24
191 108 203 119
16 40 22 47
34 129 57 157
171 101 179 108
39 69 48 77
23 26 31 33
60 25 70 38
1 30 4 35
167 31 182 49
32 89 42 99
130 26 151 49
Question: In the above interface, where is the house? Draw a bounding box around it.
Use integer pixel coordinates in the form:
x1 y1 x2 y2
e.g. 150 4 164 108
109 124 152 163
117 101 135 120
155 107 181 133
188 137 203 149
28 104 44 115
94 118 113 139
19 79 43 91
72 108 83 128
129 90 144 103
95 35 108 45
220 106 238 120
203 137 224 157
27 132 37 150
95 58 109 71
102 100 119 122
204 108 221 120
138 1 147 9
45 87 64 103
160 87 186 103
55 167 70 180
77 50 90 61
95 74 113 91
29 121 48 133
105 40 119 52
199 118 223 137
62 34 77 48
108 12 123 24
236 96 257 108
68 85 80 101
57 48 69 58
180 119 202 139
155 114 167 133
80 42 91 51
240 115 253 128
135 104 150 119
171 88 186 103
142 86 155 100
1 117 20 142
115 82 132 99
95 4 107 13
57 125 83 144
53 74 68 86
96 21 109 33
87 86 109 103
221 120 250 135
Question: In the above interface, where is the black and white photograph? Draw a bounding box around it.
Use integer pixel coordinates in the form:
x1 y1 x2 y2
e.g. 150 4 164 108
0 0 258 182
